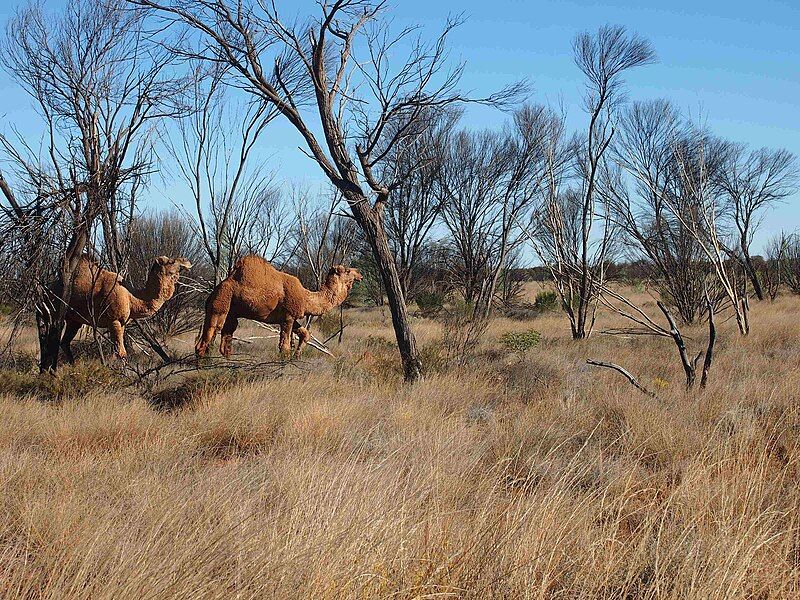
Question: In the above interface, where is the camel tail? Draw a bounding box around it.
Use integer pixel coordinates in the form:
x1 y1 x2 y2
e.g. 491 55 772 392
195 278 234 357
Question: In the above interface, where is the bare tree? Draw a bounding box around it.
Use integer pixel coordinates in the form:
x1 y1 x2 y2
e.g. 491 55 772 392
132 0 522 381
440 105 562 318
717 146 798 300
0 0 181 371
380 109 458 300
666 133 750 335
763 232 788 299
570 25 655 338
771 232 800 295
167 62 290 286
528 26 655 339
438 129 508 309
601 99 711 324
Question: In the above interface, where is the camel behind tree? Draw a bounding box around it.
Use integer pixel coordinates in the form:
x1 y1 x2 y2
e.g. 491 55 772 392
196 255 362 359
58 255 192 362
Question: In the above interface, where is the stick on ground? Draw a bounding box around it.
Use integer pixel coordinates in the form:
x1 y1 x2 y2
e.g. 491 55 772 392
587 359 658 399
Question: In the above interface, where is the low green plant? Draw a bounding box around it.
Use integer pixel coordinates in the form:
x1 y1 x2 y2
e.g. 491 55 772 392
415 291 444 317
500 329 541 354
533 290 559 312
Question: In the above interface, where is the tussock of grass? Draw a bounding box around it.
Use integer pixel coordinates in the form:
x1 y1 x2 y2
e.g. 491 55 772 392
1 291 800 597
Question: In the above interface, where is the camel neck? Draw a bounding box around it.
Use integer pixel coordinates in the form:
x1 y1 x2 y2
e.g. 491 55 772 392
305 283 346 316
129 272 174 319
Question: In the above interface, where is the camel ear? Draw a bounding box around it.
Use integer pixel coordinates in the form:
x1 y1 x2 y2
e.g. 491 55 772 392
154 256 171 266
328 267 337 277
336 265 347 275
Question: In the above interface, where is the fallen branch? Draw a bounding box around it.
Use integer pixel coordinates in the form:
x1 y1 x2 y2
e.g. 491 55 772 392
587 359 658 399
254 322 335 357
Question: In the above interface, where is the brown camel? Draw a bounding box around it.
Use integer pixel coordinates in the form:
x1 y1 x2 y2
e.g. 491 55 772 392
195 255 363 359
59 255 192 362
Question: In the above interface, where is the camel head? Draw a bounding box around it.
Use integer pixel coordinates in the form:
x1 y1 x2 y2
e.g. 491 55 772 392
145 256 193 298
151 255 193 280
326 265 363 292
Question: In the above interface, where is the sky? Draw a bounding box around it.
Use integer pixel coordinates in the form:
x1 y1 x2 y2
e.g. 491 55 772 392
0 0 798 254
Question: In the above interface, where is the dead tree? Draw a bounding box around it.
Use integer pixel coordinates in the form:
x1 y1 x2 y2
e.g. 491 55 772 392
667 134 750 335
563 25 656 339
761 234 786 300
168 62 291 286
132 0 522 382
380 109 458 300
526 26 655 339
595 285 717 391
772 232 800 295
437 130 507 310
602 99 711 324
438 105 560 318
717 146 798 300
0 0 181 371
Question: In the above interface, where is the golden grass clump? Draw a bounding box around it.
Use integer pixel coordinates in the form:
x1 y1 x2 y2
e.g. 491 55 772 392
0 290 800 598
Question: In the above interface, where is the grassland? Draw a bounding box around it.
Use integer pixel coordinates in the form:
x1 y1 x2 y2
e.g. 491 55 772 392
1 285 799 598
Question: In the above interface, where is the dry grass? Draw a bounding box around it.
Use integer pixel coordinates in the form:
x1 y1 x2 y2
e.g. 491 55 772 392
1 289 800 598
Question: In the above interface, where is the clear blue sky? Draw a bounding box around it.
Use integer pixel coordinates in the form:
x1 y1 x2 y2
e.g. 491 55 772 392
1 0 798 253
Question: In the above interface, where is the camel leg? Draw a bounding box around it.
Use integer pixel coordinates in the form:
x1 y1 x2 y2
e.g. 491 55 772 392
60 321 81 364
293 323 310 359
219 315 239 359
279 318 294 358
196 311 225 358
110 321 127 362
196 280 234 358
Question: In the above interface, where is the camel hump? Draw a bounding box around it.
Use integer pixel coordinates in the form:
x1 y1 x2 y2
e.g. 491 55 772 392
229 255 280 282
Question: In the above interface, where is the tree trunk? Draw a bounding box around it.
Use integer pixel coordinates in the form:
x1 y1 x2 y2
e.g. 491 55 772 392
37 226 89 372
573 296 588 339
741 246 764 301
353 201 422 383
36 312 64 373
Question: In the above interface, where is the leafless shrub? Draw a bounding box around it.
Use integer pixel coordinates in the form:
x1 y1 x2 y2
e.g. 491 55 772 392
718 146 798 300
126 211 207 342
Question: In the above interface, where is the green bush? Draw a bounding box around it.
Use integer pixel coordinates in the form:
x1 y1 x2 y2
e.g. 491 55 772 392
415 291 444 316
533 290 559 312
500 329 541 354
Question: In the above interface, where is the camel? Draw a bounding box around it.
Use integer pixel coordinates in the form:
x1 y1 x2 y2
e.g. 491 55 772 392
195 255 363 359
58 255 192 362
